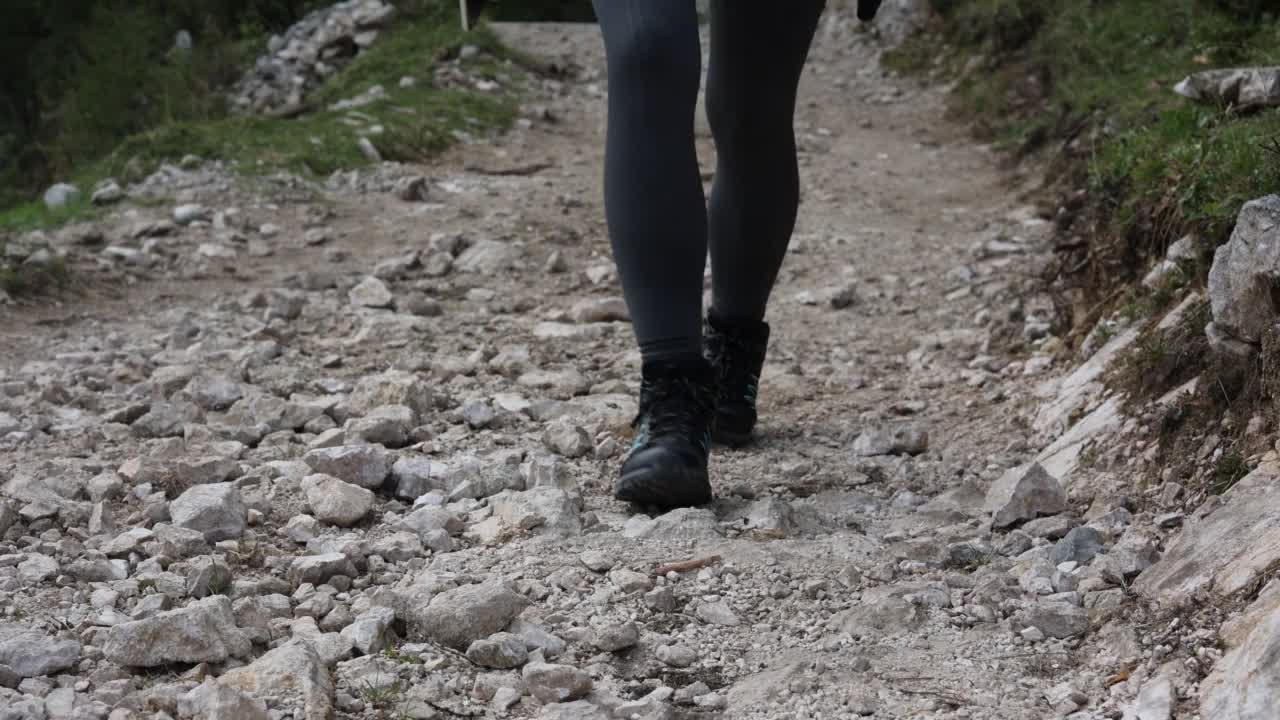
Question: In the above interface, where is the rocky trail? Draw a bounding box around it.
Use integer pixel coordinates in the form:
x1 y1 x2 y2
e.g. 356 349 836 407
0 9 1254 720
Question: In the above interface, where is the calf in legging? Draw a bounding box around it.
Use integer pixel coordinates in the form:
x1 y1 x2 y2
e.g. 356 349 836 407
588 1 883 509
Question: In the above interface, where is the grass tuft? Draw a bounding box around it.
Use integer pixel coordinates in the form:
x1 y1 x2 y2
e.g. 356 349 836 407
0 241 72 298
0 193 99 234
1113 304 1209 405
1211 450 1251 494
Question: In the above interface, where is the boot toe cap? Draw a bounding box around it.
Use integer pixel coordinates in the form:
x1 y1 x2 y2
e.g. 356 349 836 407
617 447 711 508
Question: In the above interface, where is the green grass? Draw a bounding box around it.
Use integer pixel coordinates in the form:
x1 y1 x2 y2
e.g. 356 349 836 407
309 3 510 108
381 647 422 665
360 678 411 720
905 0 1280 470
1094 105 1280 240
1211 450 1251 494
0 194 99 234
881 34 944 76
970 0 1280 191
903 0 1280 315
95 82 516 180
361 679 406 706
1114 273 1190 327
0 0 520 233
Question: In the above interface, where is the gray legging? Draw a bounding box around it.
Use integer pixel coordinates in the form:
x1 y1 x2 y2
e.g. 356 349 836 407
591 0 826 363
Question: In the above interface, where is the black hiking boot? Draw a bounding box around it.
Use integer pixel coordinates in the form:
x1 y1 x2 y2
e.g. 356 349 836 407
616 358 717 509
704 312 770 448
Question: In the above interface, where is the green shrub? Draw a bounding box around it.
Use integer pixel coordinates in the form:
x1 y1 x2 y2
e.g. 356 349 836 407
1 0 519 231
918 0 1280 290
0 0 327 206
0 0 524 222
943 0 1047 54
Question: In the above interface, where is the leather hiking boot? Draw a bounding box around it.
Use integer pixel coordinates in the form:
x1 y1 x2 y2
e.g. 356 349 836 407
704 313 770 448
616 359 717 509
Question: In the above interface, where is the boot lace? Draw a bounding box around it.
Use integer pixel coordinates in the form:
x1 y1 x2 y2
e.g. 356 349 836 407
631 375 714 452
707 330 760 408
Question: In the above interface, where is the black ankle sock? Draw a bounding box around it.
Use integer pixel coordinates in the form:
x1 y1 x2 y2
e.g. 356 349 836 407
643 353 709 373
639 336 704 370
707 308 766 330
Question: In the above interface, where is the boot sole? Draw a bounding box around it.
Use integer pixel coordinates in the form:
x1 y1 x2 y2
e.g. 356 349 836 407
616 466 713 509
712 420 755 449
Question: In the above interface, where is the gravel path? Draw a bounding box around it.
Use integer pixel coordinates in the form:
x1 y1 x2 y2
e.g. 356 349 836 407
0 11 1154 720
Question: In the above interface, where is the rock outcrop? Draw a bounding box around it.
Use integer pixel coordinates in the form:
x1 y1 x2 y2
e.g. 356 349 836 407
1206 194 1280 355
1175 66 1280 110
230 0 397 115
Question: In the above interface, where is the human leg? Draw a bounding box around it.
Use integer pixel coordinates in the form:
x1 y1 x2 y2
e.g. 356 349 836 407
703 1 825 446
705 0 825 324
592 0 718 507
592 0 707 364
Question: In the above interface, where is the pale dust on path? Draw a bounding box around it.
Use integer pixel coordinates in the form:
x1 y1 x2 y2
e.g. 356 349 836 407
0 11 1090 720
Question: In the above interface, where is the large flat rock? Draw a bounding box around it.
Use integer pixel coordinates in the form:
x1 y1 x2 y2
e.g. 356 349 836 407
104 596 251 667
0 623 81 679
1035 396 1124 484
1200 583 1280 719
1033 327 1139 439
219 641 333 720
1133 461 1280 606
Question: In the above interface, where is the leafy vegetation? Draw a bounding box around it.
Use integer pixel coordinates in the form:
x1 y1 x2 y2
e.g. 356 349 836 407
1211 449 1251 494
1 0 330 207
360 678 411 720
1114 296 1211 404
892 0 1280 494
0 0 521 233
890 0 1280 320
380 647 423 665
1 0 534 301
0 194 96 234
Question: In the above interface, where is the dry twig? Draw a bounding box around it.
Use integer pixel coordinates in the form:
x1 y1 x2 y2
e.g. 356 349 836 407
654 555 722 576
463 161 553 176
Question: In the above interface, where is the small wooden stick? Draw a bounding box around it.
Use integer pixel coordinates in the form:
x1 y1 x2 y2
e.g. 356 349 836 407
1105 668 1132 687
463 161 554 176
897 688 968 705
655 554 722 576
